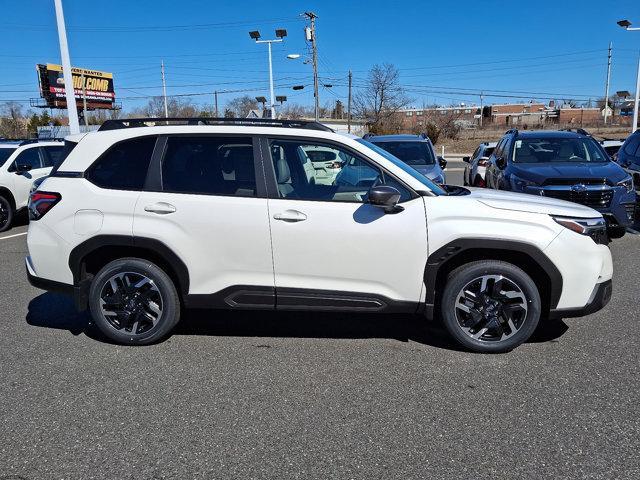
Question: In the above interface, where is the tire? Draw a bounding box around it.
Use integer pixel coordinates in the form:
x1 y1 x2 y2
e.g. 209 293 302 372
0 196 14 233
88 258 181 345
440 260 541 353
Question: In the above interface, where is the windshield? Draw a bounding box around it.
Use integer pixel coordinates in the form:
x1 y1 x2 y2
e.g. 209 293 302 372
0 148 17 166
356 139 447 195
513 137 609 163
373 141 435 166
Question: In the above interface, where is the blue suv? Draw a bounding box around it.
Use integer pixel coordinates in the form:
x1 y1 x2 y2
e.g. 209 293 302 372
615 129 640 215
485 129 635 237
364 134 447 184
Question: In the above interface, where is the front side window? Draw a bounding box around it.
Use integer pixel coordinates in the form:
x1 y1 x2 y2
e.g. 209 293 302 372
372 141 435 166
269 139 412 203
513 137 608 163
87 136 156 190
0 148 17 167
162 136 256 196
10 147 42 172
623 134 640 157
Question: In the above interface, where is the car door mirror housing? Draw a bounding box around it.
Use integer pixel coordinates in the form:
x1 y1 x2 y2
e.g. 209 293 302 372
496 157 507 169
368 185 404 214
462 156 470 163
438 156 448 170
15 163 33 174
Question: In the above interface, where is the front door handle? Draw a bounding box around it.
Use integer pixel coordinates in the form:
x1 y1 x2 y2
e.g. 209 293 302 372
273 209 307 222
144 202 176 214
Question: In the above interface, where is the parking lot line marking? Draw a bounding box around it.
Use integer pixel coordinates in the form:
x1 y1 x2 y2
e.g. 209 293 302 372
0 232 27 241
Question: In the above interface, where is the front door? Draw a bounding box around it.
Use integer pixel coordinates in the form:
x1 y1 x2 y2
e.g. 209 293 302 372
264 137 429 310
133 135 274 307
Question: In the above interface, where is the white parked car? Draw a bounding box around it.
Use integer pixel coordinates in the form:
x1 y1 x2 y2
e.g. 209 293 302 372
0 139 64 231
463 141 497 187
26 118 613 352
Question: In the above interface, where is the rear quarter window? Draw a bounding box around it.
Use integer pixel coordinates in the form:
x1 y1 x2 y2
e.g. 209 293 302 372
86 136 157 190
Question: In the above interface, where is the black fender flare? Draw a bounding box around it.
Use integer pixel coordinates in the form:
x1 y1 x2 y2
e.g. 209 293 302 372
423 238 563 318
68 235 190 295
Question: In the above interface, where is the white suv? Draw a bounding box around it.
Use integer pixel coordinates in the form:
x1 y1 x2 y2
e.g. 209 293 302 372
0 139 65 231
25 119 613 352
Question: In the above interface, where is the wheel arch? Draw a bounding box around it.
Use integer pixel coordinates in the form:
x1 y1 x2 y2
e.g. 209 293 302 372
69 235 190 305
424 239 562 320
0 186 16 210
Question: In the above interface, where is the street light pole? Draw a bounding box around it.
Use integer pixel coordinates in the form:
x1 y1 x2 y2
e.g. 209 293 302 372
53 0 79 134
633 53 640 133
618 19 640 132
250 29 286 119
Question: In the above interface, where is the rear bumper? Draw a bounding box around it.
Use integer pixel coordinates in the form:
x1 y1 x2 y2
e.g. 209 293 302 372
26 256 87 310
549 279 612 319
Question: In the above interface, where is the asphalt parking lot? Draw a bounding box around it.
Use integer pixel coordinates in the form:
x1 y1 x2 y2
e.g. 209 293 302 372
0 164 638 480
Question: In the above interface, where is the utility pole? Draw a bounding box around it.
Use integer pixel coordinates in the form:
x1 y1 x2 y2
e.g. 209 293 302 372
304 12 320 121
214 91 219 117
604 42 612 125
633 51 640 133
347 70 352 133
53 0 79 134
479 91 484 128
161 60 169 118
80 72 88 126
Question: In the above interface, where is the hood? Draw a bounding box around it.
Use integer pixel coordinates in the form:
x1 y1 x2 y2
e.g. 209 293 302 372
468 188 601 218
510 161 627 184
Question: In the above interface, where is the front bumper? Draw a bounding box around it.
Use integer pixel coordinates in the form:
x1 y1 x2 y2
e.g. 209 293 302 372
549 279 612 319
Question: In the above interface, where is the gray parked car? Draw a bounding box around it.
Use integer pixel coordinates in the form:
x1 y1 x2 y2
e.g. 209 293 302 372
363 134 447 184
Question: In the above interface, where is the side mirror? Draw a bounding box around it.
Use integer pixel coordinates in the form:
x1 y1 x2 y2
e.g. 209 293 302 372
368 185 403 214
496 157 507 169
438 156 447 170
15 163 33 174
462 156 470 163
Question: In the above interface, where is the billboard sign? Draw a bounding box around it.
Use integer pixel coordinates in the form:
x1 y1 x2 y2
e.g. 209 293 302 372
36 63 116 110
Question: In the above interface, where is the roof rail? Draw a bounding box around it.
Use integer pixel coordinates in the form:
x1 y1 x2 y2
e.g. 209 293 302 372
505 128 519 136
19 138 63 146
559 127 591 136
98 117 334 132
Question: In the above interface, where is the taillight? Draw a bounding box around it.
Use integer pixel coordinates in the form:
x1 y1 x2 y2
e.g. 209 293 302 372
28 191 61 220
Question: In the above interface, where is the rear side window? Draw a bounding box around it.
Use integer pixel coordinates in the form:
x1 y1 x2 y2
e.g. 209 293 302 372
161 136 256 197
87 136 156 190
42 146 65 168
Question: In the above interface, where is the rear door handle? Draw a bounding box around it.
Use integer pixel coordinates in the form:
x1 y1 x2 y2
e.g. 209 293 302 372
273 209 307 222
144 202 176 214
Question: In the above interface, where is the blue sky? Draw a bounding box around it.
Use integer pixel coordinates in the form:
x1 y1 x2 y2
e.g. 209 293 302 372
1 0 639 113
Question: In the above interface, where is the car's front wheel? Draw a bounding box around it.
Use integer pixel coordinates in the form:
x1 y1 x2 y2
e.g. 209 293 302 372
440 260 541 353
88 258 180 345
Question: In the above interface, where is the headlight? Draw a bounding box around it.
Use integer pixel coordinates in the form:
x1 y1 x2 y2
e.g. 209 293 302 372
617 175 634 193
510 175 537 190
552 216 606 235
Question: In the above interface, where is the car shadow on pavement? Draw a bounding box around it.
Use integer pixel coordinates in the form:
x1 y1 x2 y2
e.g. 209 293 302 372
25 292 569 351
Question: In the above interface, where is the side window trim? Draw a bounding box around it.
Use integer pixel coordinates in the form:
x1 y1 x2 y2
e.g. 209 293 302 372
261 135 419 203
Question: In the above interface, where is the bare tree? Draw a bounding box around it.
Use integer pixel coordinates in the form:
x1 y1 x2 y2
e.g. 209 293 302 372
226 95 259 118
129 97 198 118
279 103 309 119
353 63 411 133
0 102 29 138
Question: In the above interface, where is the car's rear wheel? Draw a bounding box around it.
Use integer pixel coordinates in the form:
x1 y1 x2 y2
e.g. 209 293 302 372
440 260 541 353
0 196 14 232
88 258 180 345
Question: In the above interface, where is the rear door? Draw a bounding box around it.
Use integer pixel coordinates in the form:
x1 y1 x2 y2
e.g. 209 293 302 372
133 134 274 306
263 136 429 309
